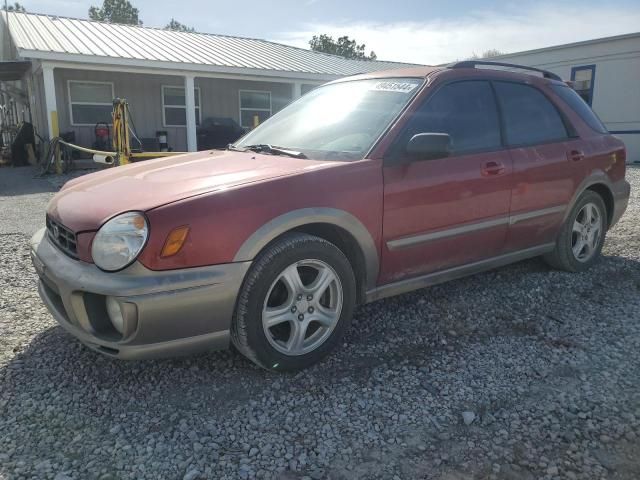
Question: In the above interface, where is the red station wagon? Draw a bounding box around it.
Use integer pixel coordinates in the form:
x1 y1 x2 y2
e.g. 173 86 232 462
32 61 630 371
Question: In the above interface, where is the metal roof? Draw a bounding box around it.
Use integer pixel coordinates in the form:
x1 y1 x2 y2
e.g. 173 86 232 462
4 11 420 79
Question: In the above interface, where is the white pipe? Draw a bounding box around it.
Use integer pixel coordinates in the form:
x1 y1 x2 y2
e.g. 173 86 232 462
93 154 114 165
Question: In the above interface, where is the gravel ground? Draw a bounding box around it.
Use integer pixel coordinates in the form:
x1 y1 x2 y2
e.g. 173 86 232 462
1 167 639 480
0 167 55 235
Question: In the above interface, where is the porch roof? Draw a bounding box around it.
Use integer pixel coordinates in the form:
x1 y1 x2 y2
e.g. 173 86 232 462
4 12 420 80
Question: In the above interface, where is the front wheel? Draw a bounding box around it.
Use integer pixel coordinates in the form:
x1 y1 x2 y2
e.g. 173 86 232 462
544 190 607 272
231 232 356 371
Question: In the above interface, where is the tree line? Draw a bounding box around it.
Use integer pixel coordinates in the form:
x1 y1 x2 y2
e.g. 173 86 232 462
0 0 194 32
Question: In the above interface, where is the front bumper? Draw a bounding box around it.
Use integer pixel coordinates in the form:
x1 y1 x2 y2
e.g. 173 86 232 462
30 228 250 359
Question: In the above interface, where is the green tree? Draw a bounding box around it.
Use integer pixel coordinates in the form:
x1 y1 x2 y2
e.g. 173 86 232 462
309 34 377 60
89 0 142 25
164 18 195 32
1 2 26 12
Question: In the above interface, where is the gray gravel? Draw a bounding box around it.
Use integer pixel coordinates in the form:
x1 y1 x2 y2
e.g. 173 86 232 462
1 167 639 480
0 167 55 235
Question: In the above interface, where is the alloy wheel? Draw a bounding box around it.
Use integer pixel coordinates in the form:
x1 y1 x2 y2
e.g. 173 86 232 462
262 259 343 356
571 202 602 262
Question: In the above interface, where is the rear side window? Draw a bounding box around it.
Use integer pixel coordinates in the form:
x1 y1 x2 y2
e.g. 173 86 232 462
397 80 501 154
551 84 608 134
494 82 568 146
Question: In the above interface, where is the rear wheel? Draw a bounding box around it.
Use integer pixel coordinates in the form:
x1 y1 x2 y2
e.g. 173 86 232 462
544 190 607 272
231 232 356 371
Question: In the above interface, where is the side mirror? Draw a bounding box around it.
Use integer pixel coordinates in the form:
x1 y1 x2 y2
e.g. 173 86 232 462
405 133 451 161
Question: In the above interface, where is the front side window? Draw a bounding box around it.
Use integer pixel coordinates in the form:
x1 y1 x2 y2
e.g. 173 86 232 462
68 81 113 126
235 78 424 160
571 65 595 105
551 84 607 134
239 90 272 129
393 80 502 156
162 86 201 127
494 82 568 146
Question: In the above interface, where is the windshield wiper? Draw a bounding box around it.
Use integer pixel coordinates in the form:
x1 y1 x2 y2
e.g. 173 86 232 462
241 144 307 159
227 144 246 152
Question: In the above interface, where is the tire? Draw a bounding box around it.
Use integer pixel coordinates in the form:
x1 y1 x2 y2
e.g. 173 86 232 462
544 190 608 272
231 232 356 371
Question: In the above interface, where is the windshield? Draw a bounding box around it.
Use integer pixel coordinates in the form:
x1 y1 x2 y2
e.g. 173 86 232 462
234 78 424 160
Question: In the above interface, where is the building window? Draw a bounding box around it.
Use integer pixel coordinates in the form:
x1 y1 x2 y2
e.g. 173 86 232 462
239 90 271 128
68 81 114 126
162 86 201 127
570 65 596 106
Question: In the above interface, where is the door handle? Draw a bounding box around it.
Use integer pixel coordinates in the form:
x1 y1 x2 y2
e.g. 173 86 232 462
481 161 505 176
568 150 585 162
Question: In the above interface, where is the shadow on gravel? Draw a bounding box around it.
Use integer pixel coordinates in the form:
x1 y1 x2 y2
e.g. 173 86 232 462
1 324 278 416
337 253 640 376
0 166 57 197
5 253 640 390
2 249 640 479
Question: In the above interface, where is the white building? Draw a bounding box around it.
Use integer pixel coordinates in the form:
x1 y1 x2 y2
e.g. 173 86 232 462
0 11 413 153
494 32 640 164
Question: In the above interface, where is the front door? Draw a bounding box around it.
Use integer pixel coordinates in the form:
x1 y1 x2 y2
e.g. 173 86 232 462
380 80 512 284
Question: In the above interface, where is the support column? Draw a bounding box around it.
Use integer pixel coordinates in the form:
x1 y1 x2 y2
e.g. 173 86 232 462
184 74 197 152
292 82 302 100
42 63 58 140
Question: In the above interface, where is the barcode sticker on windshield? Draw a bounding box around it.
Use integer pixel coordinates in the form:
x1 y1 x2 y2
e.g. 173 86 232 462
371 81 418 93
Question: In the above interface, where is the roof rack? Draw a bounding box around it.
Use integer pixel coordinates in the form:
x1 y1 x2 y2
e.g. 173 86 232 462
447 60 562 81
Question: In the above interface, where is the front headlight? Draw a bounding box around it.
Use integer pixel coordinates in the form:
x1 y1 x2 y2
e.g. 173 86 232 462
91 212 148 271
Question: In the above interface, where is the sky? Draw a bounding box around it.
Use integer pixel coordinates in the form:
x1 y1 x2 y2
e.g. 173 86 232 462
24 0 640 64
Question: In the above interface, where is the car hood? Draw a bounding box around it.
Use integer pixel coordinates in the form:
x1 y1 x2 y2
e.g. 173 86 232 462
48 150 341 232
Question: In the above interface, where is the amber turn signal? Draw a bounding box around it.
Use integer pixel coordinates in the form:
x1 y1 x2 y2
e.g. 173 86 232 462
160 226 190 258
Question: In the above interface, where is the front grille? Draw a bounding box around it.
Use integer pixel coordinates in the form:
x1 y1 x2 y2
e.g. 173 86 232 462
46 216 78 258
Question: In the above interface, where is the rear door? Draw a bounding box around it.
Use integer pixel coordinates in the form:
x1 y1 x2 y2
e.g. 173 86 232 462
380 80 512 284
493 81 583 251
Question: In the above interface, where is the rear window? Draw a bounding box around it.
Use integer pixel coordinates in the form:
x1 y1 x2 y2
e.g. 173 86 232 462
551 84 608 134
494 82 568 146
